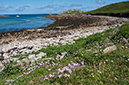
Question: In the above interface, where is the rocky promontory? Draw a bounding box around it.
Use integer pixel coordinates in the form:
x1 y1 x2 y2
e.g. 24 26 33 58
0 15 9 17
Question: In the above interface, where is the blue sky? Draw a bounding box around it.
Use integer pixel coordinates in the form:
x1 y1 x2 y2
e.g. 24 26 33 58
0 0 127 14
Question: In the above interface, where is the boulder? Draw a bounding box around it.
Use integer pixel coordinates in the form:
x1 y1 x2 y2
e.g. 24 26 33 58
17 60 23 66
22 58 30 67
0 49 2 53
103 45 117 54
36 52 46 60
28 54 36 60
0 61 5 72
3 53 10 59
2 59 10 64
49 13 52 16
12 58 19 62
56 52 67 60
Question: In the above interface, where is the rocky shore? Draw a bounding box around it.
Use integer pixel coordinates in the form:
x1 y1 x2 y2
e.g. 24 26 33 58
0 14 129 71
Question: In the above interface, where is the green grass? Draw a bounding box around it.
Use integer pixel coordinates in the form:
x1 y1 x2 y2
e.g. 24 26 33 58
0 23 129 85
86 1 129 14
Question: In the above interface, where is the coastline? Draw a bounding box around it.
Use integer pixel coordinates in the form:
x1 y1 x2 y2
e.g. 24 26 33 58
0 15 9 17
0 14 129 62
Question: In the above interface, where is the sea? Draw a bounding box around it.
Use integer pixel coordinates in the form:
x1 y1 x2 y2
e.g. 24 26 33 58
0 14 56 33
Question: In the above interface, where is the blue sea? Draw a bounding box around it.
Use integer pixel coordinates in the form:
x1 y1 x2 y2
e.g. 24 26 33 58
0 14 56 33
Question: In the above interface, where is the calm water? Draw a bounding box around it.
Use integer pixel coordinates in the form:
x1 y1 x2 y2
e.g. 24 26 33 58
0 14 56 33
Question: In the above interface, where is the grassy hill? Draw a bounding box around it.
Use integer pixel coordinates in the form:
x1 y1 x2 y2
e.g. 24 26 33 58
86 1 129 17
62 1 129 17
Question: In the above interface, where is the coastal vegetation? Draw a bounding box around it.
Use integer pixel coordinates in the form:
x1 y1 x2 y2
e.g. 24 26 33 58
0 23 129 84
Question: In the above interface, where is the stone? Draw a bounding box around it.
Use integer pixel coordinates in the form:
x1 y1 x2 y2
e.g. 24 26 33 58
42 58 53 60
17 60 23 66
12 58 19 62
2 59 10 64
61 52 67 57
0 61 5 72
28 54 36 60
103 45 117 54
3 53 10 59
36 52 46 60
22 58 30 67
0 49 2 53
5 79 14 82
49 13 52 16
56 52 67 60
13 51 18 55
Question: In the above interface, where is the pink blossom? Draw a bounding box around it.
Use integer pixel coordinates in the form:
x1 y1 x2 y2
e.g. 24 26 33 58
49 74 54 78
64 74 70 77
58 74 62 78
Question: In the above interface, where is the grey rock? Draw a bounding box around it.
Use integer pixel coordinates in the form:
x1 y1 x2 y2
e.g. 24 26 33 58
36 52 46 60
3 53 10 59
17 60 23 66
28 54 36 60
5 79 14 82
12 58 19 62
2 59 10 64
13 51 18 55
22 58 30 67
42 58 53 60
0 49 2 53
56 52 67 60
0 61 5 72
103 45 117 54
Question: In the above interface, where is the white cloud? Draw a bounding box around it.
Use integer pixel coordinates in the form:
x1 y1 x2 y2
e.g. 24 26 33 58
37 5 54 10
0 5 12 9
70 4 82 7
17 4 30 11
96 0 105 4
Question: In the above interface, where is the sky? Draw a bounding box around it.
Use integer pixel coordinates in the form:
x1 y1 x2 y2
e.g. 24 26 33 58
0 0 128 14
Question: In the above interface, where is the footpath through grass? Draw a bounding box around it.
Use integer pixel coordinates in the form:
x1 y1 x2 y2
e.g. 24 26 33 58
0 23 129 85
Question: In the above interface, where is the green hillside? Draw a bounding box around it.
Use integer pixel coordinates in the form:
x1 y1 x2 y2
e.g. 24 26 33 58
86 1 129 16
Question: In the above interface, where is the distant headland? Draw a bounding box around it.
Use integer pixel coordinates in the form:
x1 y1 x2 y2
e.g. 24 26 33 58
0 15 9 17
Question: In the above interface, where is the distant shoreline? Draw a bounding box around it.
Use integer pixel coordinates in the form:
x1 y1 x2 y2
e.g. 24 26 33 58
0 15 9 17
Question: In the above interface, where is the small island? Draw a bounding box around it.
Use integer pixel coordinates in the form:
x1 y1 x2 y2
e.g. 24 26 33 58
0 15 9 17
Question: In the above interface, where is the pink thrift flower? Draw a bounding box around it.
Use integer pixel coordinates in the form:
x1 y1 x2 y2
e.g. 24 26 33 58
58 74 62 78
48 69 51 71
49 74 54 78
64 74 70 77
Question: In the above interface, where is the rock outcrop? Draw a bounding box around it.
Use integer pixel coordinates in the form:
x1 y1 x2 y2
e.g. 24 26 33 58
61 9 84 14
103 45 117 53
0 15 9 17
